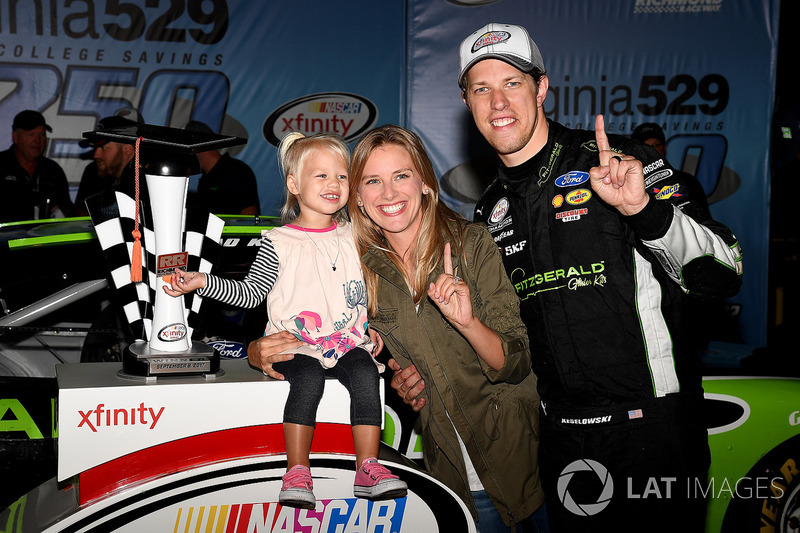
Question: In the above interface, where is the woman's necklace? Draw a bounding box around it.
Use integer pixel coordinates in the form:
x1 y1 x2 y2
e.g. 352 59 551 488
299 223 341 271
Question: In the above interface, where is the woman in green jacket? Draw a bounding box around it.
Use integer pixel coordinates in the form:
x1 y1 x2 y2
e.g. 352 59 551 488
348 124 547 532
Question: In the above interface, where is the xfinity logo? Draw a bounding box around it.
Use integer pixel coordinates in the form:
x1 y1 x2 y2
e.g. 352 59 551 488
77 403 165 432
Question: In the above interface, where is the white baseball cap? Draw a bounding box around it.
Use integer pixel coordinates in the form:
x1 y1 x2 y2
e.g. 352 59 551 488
458 23 545 88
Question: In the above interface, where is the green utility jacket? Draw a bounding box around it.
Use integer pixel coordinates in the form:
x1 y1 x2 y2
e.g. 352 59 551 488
364 221 544 526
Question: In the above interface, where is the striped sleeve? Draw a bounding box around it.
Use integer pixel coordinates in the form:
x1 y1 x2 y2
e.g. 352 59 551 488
200 236 279 308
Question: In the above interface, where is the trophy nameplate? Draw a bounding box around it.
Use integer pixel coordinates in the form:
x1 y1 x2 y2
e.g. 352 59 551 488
123 340 220 376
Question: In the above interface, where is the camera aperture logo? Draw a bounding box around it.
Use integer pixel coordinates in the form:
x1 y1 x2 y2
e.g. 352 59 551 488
558 459 614 516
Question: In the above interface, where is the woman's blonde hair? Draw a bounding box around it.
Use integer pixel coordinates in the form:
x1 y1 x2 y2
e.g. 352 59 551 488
348 124 465 315
277 131 350 225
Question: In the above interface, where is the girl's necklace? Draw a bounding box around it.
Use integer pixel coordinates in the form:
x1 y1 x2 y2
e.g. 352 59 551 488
300 223 340 271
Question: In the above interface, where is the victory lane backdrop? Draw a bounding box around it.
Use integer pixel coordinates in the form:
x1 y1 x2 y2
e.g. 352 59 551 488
0 0 404 215
0 0 777 346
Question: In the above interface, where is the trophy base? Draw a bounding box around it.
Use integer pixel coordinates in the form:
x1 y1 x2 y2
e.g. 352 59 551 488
122 340 221 378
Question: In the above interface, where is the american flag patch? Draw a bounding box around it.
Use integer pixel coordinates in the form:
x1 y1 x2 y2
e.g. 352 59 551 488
628 409 643 419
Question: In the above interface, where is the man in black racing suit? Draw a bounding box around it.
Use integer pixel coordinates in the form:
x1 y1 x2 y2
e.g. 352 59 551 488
461 23 743 532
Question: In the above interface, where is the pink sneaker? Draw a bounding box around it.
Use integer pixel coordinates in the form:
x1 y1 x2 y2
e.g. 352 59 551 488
279 465 315 509
353 458 408 500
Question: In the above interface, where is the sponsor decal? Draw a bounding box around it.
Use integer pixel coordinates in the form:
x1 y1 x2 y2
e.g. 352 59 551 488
654 183 683 200
207 339 247 359
643 159 666 174
555 208 588 222
552 195 564 208
493 229 514 242
565 189 592 205
263 92 378 146
77 402 165 432
174 498 406 532
221 237 264 248
504 240 526 256
555 171 590 187
634 0 723 15
511 261 607 299
790 411 800 426
158 323 187 342
644 169 673 188
488 197 509 224
156 251 188 277
540 143 563 185
472 30 510 52
487 217 513 233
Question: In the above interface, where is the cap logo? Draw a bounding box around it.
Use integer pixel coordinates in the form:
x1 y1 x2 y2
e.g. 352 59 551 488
472 31 510 53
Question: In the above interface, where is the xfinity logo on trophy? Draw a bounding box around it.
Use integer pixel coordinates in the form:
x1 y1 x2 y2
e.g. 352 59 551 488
77 403 165 432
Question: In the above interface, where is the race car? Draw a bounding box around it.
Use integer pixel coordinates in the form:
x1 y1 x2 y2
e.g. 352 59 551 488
1 216 798 532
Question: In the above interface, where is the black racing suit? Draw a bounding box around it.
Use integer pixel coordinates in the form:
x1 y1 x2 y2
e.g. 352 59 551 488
473 120 742 532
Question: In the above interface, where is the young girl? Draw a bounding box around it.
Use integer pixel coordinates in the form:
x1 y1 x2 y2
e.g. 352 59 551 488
164 132 407 509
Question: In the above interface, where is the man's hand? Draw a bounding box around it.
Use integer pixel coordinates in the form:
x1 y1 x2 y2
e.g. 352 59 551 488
388 358 427 412
589 114 650 216
247 331 303 380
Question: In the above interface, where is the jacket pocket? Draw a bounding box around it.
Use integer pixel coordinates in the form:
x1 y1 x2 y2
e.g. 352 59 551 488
370 307 399 336
515 396 541 442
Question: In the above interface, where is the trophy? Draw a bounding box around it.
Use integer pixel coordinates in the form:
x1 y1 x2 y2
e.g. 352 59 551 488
83 123 246 378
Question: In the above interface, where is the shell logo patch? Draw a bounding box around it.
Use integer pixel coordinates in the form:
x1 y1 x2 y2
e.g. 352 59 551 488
566 189 592 205
654 183 682 200
552 195 564 208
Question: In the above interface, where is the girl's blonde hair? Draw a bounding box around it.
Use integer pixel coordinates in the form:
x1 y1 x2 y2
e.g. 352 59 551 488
348 125 465 315
277 131 350 225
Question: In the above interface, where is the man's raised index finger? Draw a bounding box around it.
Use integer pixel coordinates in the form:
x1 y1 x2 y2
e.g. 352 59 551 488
594 114 611 152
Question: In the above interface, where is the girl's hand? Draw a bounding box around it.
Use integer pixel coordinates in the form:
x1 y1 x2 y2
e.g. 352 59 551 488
368 329 384 356
427 242 474 329
162 268 207 297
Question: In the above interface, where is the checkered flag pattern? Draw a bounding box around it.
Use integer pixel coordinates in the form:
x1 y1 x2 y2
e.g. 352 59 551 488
86 190 224 343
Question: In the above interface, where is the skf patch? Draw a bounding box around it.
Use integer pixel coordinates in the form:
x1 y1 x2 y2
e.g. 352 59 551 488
555 208 588 222
566 189 592 205
552 195 564 208
654 183 682 200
